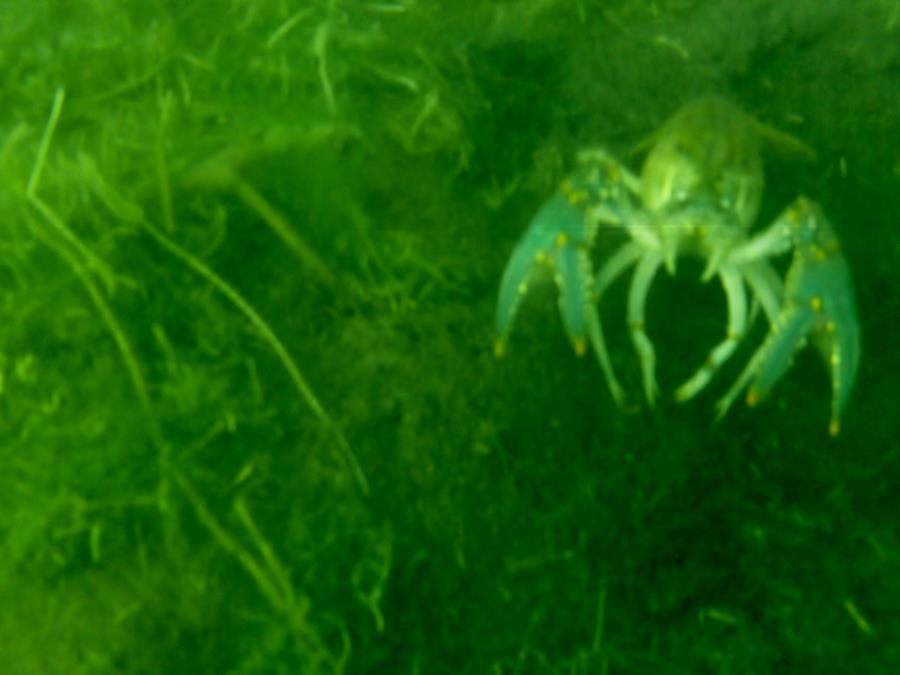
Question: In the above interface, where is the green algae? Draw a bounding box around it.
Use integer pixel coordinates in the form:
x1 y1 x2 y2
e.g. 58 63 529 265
0 1 898 673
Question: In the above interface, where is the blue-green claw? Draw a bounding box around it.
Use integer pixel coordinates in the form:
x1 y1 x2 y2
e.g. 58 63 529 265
494 163 632 405
494 191 592 354
720 198 860 434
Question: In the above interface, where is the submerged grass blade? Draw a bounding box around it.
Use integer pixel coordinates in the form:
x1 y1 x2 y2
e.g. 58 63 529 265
139 217 369 496
25 87 171 508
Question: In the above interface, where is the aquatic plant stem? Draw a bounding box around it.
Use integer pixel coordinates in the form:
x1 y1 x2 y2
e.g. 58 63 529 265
139 217 370 496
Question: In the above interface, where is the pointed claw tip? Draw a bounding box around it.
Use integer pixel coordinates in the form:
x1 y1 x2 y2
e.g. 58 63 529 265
664 255 677 276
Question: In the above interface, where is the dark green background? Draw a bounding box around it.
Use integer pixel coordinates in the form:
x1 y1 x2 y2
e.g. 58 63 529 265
1 1 897 673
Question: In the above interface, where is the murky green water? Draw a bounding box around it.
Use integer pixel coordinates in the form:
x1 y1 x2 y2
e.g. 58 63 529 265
1 2 897 673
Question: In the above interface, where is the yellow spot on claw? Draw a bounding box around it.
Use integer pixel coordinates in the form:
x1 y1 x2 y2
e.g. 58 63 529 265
573 339 587 356
555 233 569 247
810 296 823 311
829 419 840 436
567 190 588 205
746 389 759 407
494 339 506 358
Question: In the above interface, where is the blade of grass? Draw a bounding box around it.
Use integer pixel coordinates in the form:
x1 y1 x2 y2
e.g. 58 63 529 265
26 88 116 293
139 215 369 495
151 96 366 494
141 211 369 495
25 87 172 510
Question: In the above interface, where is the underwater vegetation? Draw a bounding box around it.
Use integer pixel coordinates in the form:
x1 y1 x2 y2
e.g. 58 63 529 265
0 1 898 673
